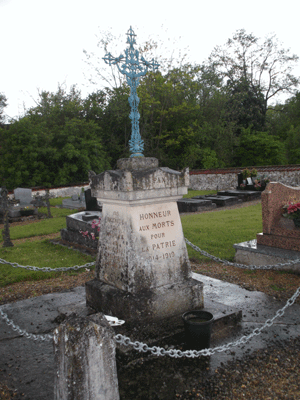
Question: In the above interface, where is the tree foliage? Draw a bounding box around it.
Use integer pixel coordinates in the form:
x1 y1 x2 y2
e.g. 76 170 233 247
1 29 300 190
1 87 110 189
0 92 8 124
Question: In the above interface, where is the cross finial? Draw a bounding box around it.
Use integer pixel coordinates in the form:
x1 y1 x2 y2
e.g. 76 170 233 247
103 27 160 157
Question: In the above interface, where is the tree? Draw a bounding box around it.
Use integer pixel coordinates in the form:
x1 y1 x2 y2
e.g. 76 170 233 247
0 93 8 124
209 29 299 115
137 66 202 169
224 78 266 132
1 87 110 189
233 128 287 167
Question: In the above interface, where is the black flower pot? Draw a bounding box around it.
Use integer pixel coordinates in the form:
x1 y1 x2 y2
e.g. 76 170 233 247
182 310 214 350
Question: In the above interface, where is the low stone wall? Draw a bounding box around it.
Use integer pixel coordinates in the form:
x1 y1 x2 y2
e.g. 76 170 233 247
33 184 89 198
189 165 300 191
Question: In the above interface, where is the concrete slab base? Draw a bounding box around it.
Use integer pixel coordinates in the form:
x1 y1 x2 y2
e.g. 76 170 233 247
234 239 300 274
85 278 204 328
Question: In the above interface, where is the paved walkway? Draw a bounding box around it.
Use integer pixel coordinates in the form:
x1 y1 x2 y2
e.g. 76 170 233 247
0 274 299 399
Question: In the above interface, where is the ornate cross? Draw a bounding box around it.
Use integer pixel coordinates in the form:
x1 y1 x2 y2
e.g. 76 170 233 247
103 26 160 157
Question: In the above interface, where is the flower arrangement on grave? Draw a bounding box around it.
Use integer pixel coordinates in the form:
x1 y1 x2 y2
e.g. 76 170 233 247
253 180 261 190
242 168 257 180
242 168 251 179
282 201 300 219
80 218 101 240
282 199 300 227
239 183 246 189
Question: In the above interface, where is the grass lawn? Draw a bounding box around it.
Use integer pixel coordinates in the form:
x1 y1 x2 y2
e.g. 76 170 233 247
0 197 94 286
183 189 217 198
0 240 94 286
0 194 262 287
182 202 262 262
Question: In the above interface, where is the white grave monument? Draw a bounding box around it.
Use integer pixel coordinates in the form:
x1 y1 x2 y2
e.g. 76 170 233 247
86 158 204 324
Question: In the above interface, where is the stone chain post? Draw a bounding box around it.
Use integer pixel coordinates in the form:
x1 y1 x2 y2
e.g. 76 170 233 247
53 313 120 400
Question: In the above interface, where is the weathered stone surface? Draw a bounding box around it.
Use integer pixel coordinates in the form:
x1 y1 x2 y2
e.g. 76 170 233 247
234 239 300 273
86 278 204 324
117 157 159 171
60 211 101 250
60 228 98 249
256 182 300 251
65 211 101 233
86 159 203 323
95 201 189 292
54 313 119 400
190 167 300 191
90 165 189 202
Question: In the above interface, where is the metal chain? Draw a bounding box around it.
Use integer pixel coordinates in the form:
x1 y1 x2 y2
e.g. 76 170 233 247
185 238 300 270
0 258 95 272
1 236 298 273
0 307 53 341
115 285 300 357
1 286 299 351
0 238 300 353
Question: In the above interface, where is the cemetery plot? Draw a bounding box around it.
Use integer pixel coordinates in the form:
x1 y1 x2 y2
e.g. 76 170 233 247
192 195 241 207
177 199 216 213
60 211 101 251
217 189 261 202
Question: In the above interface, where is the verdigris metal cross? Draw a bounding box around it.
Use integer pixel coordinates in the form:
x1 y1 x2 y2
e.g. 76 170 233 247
103 26 160 157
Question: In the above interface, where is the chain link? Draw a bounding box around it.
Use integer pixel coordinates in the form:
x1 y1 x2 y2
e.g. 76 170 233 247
0 258 95 272
0 239 300 354
1 238 298 272
1 285 299 351
0 307 53 341
185 238 300 270
115 285 300 357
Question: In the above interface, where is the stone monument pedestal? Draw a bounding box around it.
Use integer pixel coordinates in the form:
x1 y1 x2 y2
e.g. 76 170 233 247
85 158 204 325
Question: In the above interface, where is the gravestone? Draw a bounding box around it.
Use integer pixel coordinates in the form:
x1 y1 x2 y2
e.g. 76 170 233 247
85 158 204 325
256 182 300 251
14 188 32 206
234 182 300 272
85 189 102 212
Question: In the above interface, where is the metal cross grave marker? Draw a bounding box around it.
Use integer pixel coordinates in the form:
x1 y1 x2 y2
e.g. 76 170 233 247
103 26 160 157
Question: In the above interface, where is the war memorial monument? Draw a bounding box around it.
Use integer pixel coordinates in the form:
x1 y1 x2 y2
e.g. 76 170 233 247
85 27 204 326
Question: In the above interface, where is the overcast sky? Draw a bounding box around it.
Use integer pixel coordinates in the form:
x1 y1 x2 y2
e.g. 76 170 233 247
1 0 300 121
